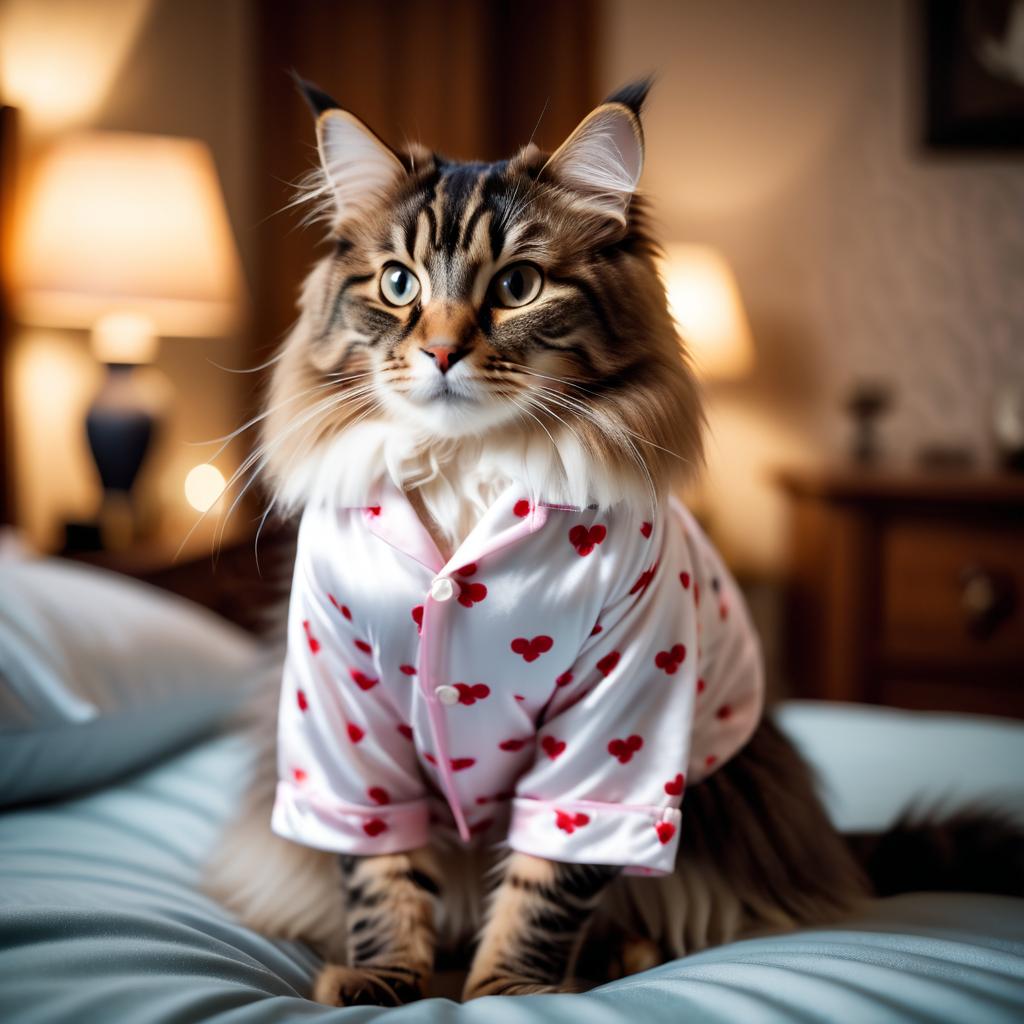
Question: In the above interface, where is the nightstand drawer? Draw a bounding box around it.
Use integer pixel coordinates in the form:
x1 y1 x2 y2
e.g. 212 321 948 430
881 517 1024 665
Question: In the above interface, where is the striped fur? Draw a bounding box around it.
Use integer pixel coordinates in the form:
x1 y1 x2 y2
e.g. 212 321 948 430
260 80 703 552
204 82 869 1006
312 848 441 1005
463 854 620 997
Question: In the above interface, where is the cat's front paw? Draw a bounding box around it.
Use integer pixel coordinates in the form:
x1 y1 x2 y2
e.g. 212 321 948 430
313 963 425 1007
462 973 569 999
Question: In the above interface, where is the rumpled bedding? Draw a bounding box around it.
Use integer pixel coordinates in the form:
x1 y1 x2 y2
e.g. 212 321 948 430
2 708 1023 1023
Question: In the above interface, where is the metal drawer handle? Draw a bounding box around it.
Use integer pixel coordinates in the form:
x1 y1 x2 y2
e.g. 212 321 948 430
959 565 1017 640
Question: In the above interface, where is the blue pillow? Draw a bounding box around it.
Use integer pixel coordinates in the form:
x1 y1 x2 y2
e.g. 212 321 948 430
0 557 270 806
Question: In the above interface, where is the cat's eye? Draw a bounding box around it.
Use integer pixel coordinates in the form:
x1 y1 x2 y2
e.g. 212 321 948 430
379 263 421 307
492 263 543 309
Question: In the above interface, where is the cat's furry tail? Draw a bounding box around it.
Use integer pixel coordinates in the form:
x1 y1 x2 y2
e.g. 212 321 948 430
201 679 348 961
846 807 1024 899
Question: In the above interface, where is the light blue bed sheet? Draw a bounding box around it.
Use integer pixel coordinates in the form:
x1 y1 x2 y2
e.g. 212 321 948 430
1 709 1023 1023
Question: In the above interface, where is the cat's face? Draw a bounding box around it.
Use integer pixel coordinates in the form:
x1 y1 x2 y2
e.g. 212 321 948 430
264 82 702 509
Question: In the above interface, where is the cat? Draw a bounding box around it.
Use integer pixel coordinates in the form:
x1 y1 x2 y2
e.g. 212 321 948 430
203 79 1024 1007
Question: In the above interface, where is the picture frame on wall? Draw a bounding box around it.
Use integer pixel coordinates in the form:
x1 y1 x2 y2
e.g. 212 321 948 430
923 0 1024 149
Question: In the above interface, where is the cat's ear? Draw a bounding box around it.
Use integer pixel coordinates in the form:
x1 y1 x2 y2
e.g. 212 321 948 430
295 76 405 225
545 79 650 227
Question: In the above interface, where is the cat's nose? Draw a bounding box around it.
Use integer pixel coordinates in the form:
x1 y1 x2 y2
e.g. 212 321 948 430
421 345 468 374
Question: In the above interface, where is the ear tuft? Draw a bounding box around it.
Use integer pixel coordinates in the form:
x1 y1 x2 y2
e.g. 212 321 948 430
545 102 644 227
604 77 654 117
291 72 342 118
316 109 406 226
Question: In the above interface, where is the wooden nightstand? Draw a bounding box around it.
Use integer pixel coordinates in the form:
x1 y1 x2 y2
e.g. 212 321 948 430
777 468 1024 718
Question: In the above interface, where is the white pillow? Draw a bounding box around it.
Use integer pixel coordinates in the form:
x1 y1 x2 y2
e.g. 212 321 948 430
0 557 271 806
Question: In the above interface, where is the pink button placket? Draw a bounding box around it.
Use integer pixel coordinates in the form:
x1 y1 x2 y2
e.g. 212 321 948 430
362 481 550 845
414 500 551 843
418 578 472 841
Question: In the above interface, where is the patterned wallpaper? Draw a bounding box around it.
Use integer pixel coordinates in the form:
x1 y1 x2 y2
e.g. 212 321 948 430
601 0 1024 572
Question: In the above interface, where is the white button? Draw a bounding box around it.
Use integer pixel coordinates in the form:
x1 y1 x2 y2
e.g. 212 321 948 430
435 685 460 706
430 576 459 602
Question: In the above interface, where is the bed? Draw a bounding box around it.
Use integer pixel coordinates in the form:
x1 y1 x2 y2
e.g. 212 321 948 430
2 556 1023 1023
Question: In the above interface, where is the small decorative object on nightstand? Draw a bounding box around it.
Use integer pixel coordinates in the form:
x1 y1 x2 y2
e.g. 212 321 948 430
844 381 893 465
777 467 1024 718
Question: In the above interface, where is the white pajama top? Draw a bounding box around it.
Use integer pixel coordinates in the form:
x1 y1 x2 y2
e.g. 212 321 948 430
271 479 764 876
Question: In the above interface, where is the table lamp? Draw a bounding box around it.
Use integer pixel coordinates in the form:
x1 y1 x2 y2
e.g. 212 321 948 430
11 131 244 549
659 244 755 380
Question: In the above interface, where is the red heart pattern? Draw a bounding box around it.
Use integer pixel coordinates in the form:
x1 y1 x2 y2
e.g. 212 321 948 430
608 734 644 763
455 682 490 705
458 582 488 608
630 562 658 596
569 523 607 556
302 621 320 654
286 488 755 867
541 736 566 760
654 644 687 675
349 668 378 691
511 635 553 662
451 564 488 607
655 821 676 845
555 810 590 834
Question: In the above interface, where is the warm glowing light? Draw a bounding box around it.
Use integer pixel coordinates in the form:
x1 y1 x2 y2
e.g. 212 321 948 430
90 311 158 364
12 131 246 337
660 244 755 380
184 464 227 513
0 0 153 133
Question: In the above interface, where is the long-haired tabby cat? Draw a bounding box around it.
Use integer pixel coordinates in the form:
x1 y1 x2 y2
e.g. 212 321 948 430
204 79 1023 1007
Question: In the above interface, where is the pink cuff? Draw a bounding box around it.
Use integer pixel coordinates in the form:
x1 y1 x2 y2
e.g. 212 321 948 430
271 780 430 855
507 797 682 877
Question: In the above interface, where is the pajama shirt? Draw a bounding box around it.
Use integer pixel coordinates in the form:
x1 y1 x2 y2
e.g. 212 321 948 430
271 478 764 876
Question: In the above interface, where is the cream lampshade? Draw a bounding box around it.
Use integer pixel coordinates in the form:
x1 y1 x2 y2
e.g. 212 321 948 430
659 244 754 380
10 131 245 550
13 130 244 350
